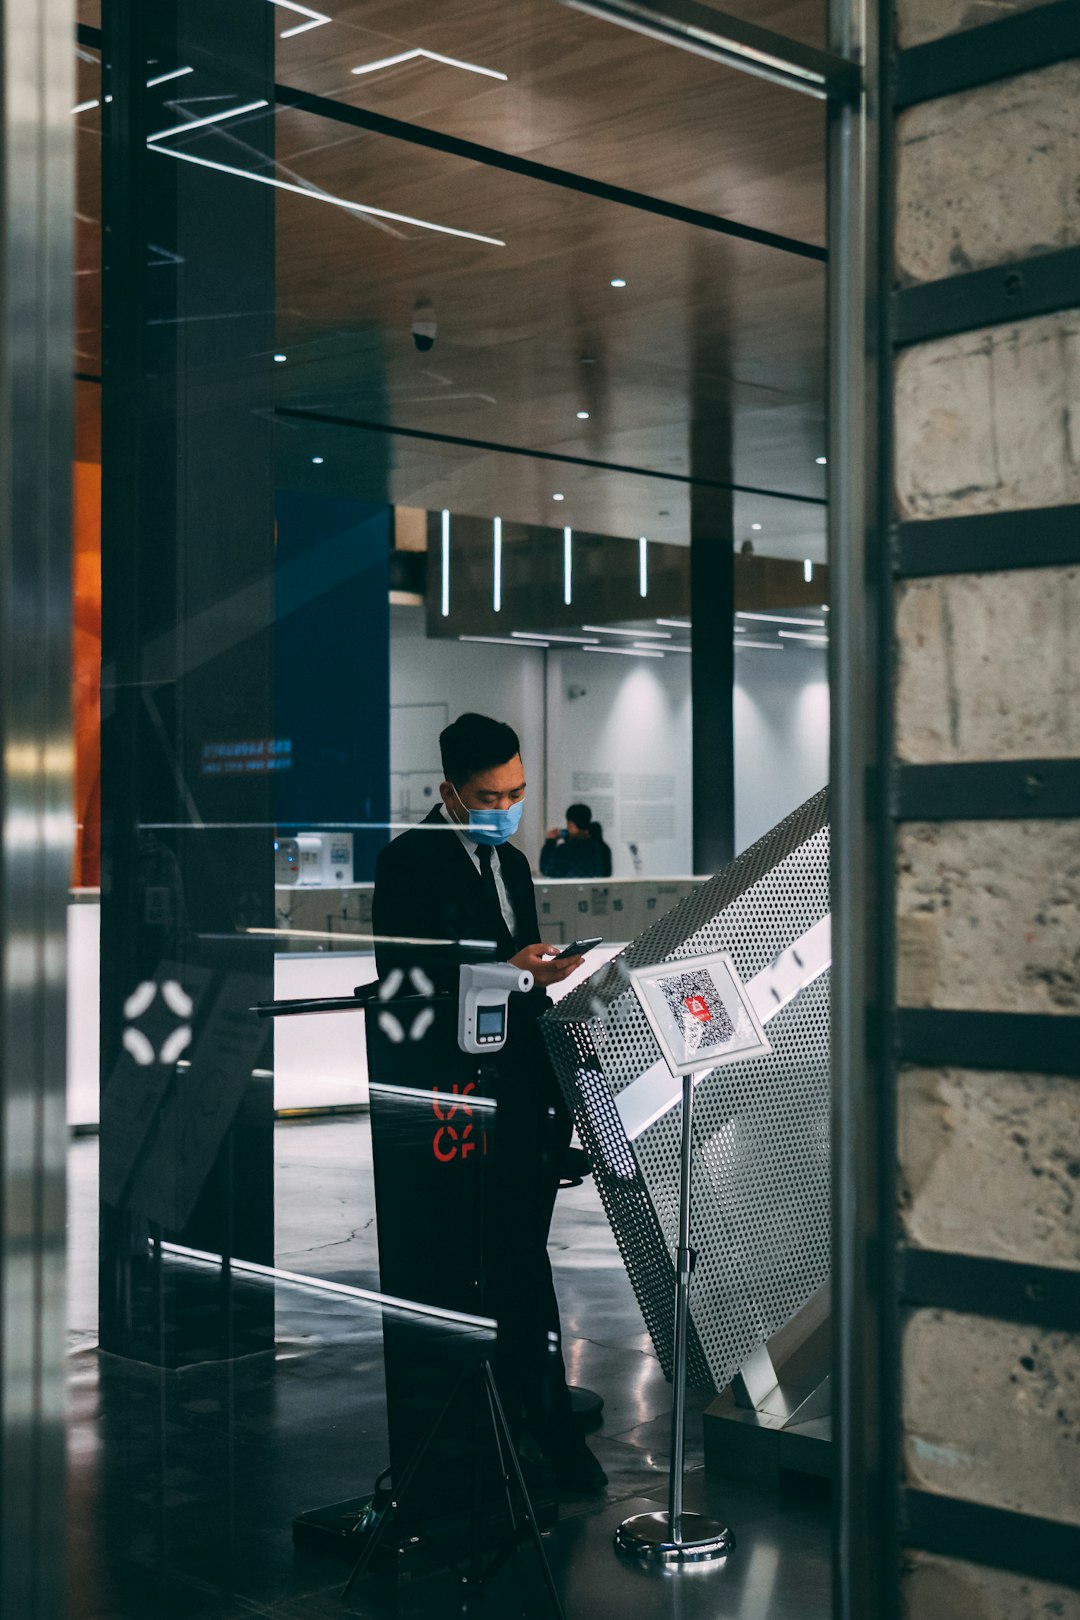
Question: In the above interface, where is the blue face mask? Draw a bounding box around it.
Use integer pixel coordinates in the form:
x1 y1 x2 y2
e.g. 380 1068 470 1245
453 787 524 847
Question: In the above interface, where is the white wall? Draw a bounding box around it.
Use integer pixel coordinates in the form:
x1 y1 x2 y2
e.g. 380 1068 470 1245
545 649 694 876
389 604 547 862
389 607 829 876
734 643 829 854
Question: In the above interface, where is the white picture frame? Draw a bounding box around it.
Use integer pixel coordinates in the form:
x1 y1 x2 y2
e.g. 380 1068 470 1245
629 950 771 1078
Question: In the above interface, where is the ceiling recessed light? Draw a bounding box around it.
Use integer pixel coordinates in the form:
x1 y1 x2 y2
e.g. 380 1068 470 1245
553 492 565 502
576 410 590 420
311 456 324 464
751 523 762 531
816 455 827 465
610 278 627 288
274 353 287 362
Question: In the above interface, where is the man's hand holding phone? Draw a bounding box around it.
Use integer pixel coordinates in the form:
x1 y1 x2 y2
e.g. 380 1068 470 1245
508 937 601 988
510 941 582 987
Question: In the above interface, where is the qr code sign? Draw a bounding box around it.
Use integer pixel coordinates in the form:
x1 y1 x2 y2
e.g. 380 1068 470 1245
659 969 736 1058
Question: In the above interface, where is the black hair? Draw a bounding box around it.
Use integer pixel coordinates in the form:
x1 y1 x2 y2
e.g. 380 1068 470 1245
566 802 592 830
588 821 604 841
440 712 521 786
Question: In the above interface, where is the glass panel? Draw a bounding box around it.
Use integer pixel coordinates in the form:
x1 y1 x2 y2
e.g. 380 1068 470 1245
67 2 831 1613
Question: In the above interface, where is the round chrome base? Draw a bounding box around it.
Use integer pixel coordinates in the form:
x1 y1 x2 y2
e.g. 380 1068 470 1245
614 1511 735 1564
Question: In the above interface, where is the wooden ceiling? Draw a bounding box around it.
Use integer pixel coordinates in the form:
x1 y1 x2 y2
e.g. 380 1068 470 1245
75 0 829 558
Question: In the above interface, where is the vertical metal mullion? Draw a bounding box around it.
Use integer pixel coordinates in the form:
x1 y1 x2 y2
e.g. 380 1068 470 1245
0 0 74 1613
828 0 895 1618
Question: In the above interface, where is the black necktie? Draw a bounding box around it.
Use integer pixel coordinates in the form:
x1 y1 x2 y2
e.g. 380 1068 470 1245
477 844 514 956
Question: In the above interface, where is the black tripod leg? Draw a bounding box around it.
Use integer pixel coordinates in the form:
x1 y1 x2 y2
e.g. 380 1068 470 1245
485 1371 520 1539
482 1362 567 1620
343 1368 468 1603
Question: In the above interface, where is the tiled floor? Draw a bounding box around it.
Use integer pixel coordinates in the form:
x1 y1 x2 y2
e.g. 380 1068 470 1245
67 1117 830 1620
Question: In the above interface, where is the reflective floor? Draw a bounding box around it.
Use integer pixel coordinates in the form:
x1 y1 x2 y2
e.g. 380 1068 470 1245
67 1118 830 1620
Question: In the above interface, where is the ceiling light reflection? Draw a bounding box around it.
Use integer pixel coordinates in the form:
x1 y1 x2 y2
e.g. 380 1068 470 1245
268 0 332 39
145 145 507 246
352 48 507 82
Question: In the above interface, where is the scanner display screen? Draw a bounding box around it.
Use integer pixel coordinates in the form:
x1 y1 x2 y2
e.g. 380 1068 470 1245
477 1005 506 1039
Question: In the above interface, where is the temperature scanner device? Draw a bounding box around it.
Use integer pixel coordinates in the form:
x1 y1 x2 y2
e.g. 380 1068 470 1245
457 963 534 1055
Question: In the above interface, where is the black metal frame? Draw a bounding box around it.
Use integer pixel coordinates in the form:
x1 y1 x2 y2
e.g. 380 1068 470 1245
894 0 1080 110
894 504 1080 579
900 1250 1080 1335
896 1009 1080 1078
276 406 827 508
894 759 1080 821
893 243 1080 349
902 1493 1080 1592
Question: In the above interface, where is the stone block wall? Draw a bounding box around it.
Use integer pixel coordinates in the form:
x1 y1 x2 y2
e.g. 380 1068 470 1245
891 0 1080 1603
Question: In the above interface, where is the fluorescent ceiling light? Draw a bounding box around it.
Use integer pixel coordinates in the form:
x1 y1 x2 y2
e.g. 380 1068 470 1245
311 456 324 464
563 527 573 607
440 509 450 618
492 516 502 613
655 618 689 629
269 0 331 39
71 98 100 114
581 624 671 639
146 65 194 86
639 536 648 598
146 98 269 142
779 630 828 644
511 631 598 644
352 48 507 81
736 640 783 651
662 644 692 654
576 410 590 419
736 611 825 628
552 492 565 501
584 644 663 659
816 455 827 465
804 558 814 583
610 278 627 287
145 145 506 246
460 635 549 648
751 522 762 531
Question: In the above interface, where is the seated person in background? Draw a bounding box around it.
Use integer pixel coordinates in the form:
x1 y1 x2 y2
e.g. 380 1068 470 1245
540 803 613 880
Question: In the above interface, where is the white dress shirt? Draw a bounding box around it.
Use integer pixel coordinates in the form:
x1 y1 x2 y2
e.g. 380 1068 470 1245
439 804 518 940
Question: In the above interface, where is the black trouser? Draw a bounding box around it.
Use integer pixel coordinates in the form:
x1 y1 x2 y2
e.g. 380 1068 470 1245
488 1010 575 1448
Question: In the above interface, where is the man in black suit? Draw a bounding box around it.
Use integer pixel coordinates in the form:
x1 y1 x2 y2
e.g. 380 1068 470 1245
372 712 607 1492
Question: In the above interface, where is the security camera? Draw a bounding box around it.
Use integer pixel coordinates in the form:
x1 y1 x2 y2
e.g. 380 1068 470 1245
411 296 436 352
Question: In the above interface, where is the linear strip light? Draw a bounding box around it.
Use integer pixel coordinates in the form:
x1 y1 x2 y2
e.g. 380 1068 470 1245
72 98 100 114
268 0 332 39
735 639 783 651
146 98 270 142
146 146 507 247
736 611 825 628
638 536 648 597
146 65 194 87
460 634 550 648
778 629 829 644
655 617 689 629
658 644 691 654
563 527 573 606
492 516 502 612
583 644 664 659
440 509 450 616
352 48 507 82
582 624 671 639
511 631 599 644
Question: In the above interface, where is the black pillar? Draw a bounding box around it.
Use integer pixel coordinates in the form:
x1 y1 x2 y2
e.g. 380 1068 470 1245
690 423 736 875
98 0 277 1364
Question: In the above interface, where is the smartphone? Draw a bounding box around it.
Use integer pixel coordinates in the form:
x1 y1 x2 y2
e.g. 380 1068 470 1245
553 935 603 961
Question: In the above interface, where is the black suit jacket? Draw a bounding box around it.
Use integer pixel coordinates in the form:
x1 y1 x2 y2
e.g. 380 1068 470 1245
373 805 542 992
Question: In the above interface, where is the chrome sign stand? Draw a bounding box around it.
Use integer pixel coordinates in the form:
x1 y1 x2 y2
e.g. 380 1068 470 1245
615 1064 734 1564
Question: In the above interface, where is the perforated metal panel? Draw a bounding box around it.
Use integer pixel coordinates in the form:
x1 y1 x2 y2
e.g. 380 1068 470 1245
542 789 830 1392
